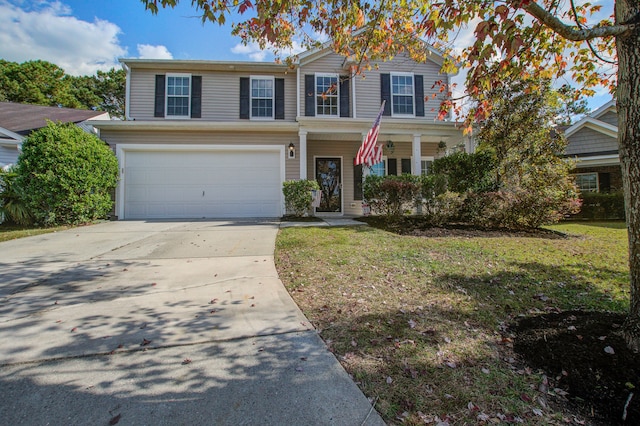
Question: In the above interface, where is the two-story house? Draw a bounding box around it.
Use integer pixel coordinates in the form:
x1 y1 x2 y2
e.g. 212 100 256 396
564 100 620 193
92 46 467 220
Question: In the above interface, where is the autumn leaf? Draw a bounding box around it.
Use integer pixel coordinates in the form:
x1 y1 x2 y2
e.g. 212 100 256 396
109 414 121 425
141 338 152 346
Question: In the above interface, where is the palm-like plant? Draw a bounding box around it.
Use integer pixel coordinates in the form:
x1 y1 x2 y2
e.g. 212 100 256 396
0 167 32 225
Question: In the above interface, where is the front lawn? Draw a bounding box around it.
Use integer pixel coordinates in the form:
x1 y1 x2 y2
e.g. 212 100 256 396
275 221 632 425
0 223 71 242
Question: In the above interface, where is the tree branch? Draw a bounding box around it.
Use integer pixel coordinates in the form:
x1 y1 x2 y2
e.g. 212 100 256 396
524 1 633 41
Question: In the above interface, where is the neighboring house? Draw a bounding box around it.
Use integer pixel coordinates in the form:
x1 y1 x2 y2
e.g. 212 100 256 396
0 102 110 169
564 100 620 193
92 46 468 220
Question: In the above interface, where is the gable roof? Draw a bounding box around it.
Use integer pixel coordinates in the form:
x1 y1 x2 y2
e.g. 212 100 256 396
0 102 109 136
564 99 617 139
295 39 450 72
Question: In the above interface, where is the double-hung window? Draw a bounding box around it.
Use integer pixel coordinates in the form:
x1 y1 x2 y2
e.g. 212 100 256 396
391 73 415 117
166 74 191 118
575 172 599 192
316 74 339 117
250 77 274 119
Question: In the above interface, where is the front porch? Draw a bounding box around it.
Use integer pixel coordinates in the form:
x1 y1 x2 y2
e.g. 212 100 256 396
294 118 468 216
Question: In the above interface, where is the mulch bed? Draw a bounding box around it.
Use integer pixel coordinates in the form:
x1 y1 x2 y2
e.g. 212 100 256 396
511 311 640 425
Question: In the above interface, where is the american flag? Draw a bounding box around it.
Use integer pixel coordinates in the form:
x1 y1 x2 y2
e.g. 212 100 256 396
354 101 385 167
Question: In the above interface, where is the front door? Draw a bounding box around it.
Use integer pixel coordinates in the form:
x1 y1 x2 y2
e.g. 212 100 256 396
315 157 342 213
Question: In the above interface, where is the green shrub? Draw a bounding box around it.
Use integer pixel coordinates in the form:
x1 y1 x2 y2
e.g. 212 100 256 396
431 151 497 193
15 121 118 226
574 191 626 220
461 187 581 229
363 174 420 216
0 167 32 225
282 179 320 217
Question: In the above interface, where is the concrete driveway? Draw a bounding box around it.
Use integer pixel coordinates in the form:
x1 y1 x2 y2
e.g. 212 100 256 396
0 220 384 425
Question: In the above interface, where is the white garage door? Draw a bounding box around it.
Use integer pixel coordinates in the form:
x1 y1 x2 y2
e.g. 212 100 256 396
122 149 283 219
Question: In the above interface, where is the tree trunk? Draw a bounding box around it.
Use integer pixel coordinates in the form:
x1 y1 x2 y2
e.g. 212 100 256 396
616 0 640 352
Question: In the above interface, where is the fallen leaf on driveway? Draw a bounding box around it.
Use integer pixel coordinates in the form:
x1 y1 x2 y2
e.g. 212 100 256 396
182 358 192 365
209 298 218 304
141 338 151 346
109 414 121 425
70 327 78 332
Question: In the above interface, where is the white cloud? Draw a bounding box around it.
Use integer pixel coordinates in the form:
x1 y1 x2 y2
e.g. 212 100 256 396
231 39 307 61
0 1 126 75
137 44 173 59
231 42 268 61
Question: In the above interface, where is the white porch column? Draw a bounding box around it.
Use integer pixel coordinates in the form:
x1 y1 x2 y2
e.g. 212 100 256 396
412 133 422 175
299 130 307 179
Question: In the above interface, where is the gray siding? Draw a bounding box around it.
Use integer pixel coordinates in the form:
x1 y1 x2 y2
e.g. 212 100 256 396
566 127 618 156
298 52 351 117
101 129 299 181
358 53 445 120
598 111 618 127
129 69 296 122
0 145 18 166
299 51 446 121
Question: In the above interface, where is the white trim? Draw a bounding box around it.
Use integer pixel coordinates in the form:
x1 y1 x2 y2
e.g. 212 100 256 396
565 117 618 139
314 73 340 117
351 67 357 118
249 75 275 120
165 73 191 119
115 144 286 220
590 100 616 120
313 155 344 216
0 127 24 145
296 66 301 119
122 62 132 120
574 172 599 193
390 72 416 118
572 154 620 168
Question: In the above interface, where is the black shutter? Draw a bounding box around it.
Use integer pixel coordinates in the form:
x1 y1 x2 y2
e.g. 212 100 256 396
275 78 285 119
388 158 397 176
340 76 350 117
414 74 424 117
190 76 202 118
599 172 611 192
305 74 315 116
354 162 363 200
401 158 412 174
239 77 250 119
380 74 391 116
154 75 165 117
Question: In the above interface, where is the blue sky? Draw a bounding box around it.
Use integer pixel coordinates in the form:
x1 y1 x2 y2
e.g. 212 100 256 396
0 0 283 75
0 0 614 110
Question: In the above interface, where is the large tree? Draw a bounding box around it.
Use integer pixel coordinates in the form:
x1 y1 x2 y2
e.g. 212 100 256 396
0 60 126 118
140 0 640 349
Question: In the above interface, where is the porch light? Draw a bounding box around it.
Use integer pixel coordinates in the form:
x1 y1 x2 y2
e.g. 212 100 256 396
288 142 296 159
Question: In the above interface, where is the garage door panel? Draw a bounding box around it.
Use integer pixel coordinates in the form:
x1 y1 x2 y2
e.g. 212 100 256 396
123 149 282 219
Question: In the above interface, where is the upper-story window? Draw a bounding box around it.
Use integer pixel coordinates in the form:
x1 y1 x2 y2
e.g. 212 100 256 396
166 74 191 118
391 73 414 117
316 74 339 117
251 77 274 119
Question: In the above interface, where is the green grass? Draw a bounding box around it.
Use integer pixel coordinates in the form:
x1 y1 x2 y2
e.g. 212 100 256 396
0 223 72 242
275 221 629 425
